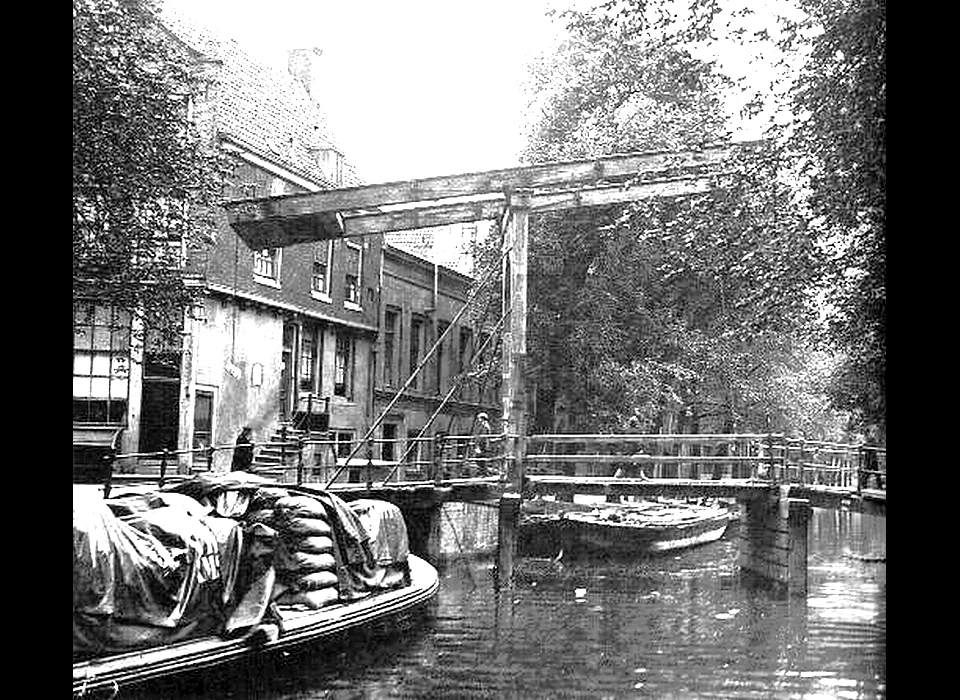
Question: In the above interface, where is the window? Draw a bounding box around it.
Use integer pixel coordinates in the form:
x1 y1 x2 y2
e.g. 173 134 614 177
383 307 399 387
334 332 354 398
344 242 362 308
409 314 424 389
458 326 474 400
381 423 397 461
458 327 473 375
143 314 184 379
299 325 320 393
320 149 344 186
435 321 449 395
334 431 354 459
73 303 131 424
311 242 332 298
253 248 281 284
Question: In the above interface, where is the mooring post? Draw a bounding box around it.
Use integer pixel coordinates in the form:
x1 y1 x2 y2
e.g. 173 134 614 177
497 492 522 589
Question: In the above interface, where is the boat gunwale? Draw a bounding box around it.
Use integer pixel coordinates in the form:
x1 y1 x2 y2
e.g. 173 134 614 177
73 554 439 696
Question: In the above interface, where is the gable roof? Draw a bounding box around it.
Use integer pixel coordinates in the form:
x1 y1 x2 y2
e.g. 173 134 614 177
160 9 361 189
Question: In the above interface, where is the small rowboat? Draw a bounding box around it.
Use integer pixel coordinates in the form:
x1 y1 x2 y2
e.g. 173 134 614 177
520 498 733 558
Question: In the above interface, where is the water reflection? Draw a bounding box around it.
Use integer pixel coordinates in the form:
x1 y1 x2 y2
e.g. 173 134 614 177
125 508 884 700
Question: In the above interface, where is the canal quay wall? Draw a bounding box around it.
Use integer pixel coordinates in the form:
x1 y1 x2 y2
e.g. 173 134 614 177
407 501 499 565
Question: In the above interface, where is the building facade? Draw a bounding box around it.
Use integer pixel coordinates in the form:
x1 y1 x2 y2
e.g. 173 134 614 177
73 13 498 478
373 244 499 477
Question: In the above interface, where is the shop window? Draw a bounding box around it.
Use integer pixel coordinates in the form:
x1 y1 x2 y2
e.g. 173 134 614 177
73 303 131 424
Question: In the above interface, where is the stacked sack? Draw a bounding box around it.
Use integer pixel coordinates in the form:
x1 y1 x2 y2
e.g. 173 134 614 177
270 495 340 609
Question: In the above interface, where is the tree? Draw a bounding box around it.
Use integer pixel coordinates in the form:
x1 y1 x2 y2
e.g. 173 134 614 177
570 0 886 433
787 0 885 435
515 0 861 439
73 0 226 345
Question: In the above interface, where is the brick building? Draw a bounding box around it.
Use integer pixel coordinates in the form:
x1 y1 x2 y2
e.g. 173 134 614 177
73 13 497 479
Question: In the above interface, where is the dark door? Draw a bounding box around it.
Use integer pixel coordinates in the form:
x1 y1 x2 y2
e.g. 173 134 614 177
139 379 180 454
280 323 297 420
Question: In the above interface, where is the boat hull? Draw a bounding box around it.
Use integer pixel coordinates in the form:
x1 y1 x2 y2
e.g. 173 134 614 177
73 554 439 697
558 510 731 556
520 501 733 559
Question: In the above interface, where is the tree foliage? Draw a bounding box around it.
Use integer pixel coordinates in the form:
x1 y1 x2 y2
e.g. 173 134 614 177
513 0 875 440
73 0 226 343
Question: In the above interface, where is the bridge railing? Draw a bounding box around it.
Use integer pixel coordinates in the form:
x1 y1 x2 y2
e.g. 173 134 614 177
523 433 885 492
78 430 510 494
76 431 884 494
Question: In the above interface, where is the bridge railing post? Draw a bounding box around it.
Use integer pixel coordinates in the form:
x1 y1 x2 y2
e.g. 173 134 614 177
857 445 867 495
296 437 304 486
433 433 445 486
158 448 170 488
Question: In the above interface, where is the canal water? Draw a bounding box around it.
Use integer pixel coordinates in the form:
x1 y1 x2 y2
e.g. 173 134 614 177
128 507 885 699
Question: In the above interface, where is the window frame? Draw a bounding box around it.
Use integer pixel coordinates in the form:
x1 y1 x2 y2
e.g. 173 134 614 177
311 241 333 302
334 430 355 459
334 332 355 399
298 324 321 394
435 320 450 395
343 241 363 310
253 247 282 287
409 314 425 390
381 423 398 462
73 303 131 424
383 306 400 387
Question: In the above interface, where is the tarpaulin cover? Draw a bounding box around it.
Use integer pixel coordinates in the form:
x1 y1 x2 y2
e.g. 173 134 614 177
166 472 280 518
73 486 244 658
348 499 410 567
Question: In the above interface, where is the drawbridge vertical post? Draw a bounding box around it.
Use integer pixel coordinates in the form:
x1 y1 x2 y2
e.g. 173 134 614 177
497 192 530 588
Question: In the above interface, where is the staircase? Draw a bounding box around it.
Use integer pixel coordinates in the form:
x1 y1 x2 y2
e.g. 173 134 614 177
253 424 332 481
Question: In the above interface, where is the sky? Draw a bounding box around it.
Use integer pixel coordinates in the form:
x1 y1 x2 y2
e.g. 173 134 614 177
159 1 803 186
161 0 577 184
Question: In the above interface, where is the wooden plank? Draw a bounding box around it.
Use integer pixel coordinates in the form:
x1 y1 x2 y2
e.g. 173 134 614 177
527 433 776 443
528 176 715 212
343 198 505 237
525 454 759 463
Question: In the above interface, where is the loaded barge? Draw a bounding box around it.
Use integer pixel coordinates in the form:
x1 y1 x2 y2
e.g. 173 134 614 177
73 473 438 696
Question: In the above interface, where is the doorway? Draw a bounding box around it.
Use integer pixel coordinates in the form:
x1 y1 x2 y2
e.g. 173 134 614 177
193 389 214 469
280 322 298 420
139 379 180 454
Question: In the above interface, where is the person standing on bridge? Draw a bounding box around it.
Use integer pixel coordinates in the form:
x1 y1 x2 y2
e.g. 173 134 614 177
860 428 883 489
473 412 497 478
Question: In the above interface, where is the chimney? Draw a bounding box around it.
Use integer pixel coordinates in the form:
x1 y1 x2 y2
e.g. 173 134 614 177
288 48 323 98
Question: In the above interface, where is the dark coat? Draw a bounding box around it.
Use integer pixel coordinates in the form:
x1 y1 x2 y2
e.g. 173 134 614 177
231 433 254 471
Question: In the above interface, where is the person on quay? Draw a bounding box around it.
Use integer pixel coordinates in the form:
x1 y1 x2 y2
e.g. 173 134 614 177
231 426 255 472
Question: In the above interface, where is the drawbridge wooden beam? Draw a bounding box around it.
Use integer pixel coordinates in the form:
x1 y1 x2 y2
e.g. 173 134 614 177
225 144 747 248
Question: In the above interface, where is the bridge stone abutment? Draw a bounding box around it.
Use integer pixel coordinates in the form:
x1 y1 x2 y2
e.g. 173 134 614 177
738 486 812 595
